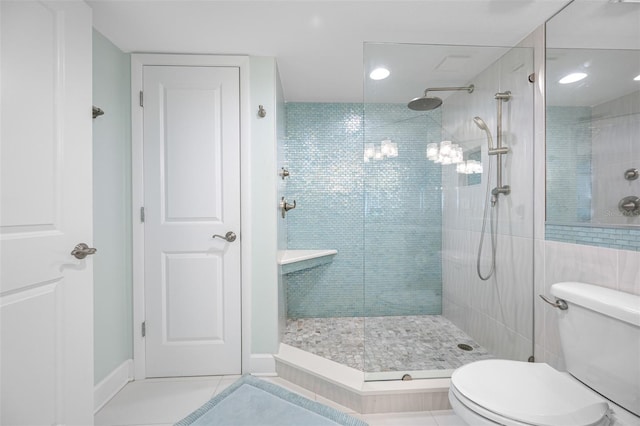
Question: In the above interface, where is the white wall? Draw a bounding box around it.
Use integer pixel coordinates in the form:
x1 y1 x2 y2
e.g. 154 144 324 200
276 63 289 343
249 57 281 359
92 29 133 385
535 240 640 368
441 36 536 362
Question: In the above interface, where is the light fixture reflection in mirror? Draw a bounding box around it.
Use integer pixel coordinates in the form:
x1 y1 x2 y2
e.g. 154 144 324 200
558 72 587 84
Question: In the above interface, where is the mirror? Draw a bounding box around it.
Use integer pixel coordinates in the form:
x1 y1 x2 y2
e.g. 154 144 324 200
545 0 640 229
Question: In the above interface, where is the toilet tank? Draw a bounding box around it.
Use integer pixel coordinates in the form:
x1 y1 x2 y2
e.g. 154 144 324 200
551 282 640 416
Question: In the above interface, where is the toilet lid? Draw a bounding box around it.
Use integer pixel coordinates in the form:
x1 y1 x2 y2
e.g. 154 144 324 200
451 360 610 426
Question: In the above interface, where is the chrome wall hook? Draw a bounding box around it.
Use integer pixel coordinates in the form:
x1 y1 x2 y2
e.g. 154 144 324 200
92 106 104 119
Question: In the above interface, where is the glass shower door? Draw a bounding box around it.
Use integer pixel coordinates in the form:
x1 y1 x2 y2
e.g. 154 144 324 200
363 42 535 381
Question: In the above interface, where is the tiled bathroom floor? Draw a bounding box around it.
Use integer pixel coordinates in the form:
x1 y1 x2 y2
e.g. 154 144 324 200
283 315 492 372
95 375 467 426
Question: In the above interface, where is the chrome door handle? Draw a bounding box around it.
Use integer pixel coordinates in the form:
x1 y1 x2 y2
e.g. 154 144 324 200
71 243 97 259
212 231 237 242
539 294 568 310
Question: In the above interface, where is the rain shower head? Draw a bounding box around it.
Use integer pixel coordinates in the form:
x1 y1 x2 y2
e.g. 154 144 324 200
407 84 474 111
408 95 443 111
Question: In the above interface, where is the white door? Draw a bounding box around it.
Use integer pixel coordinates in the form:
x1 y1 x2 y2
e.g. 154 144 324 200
0 1 93 424
143 66 242 377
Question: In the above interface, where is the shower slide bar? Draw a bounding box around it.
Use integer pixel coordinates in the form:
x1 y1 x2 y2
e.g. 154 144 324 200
490 91 511 198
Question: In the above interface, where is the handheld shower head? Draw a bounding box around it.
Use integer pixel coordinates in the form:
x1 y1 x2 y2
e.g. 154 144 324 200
473 116 489 131
473 116 494 149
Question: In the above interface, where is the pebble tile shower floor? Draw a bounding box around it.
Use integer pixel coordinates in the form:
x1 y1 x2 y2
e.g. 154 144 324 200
283 315 492 372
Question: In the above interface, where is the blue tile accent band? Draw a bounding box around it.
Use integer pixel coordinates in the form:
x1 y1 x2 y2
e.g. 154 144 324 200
546 224 640 252
285 102 443 318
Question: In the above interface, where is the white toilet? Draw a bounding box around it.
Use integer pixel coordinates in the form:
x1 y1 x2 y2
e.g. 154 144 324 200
449 282 640 426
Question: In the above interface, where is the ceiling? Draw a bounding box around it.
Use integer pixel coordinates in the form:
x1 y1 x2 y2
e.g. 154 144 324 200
88 0 571 103
545 0 640 107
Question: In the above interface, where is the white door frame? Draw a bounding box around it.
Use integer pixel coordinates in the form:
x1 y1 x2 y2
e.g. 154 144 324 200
131 54 252 379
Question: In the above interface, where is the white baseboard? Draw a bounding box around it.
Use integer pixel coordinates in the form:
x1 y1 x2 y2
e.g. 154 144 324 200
249 353 276 376
94 359 134 413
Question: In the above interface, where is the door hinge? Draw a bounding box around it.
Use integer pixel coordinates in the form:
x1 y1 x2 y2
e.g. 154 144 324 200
140 206 145 223
141 321 146 337
139 91 144 107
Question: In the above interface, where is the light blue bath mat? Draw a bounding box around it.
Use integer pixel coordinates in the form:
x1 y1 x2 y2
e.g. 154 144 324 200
175 375 368 426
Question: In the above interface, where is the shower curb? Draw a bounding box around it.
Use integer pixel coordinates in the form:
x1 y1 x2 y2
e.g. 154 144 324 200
274 344 451 414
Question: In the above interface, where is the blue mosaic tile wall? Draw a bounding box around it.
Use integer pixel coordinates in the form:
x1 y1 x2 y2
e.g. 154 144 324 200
546 106 592 223
545 224 640 252
285 103 443 318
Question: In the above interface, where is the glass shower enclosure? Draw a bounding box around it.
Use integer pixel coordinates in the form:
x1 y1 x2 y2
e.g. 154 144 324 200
280 41 536 383
362 42 536 381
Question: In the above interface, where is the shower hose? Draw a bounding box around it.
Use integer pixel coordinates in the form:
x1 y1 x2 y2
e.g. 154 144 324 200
477 154 498 281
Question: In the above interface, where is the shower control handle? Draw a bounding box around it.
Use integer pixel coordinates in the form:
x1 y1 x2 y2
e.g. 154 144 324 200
618 196 640 216
280 197 296 218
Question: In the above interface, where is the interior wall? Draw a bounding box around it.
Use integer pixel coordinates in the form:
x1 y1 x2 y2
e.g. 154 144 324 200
276 64 288 343
92 29 133 385
283 103 443 318
440 40 535 362
545 106 592 223
284 103 364 318
363 105 443 316
249 57 280 356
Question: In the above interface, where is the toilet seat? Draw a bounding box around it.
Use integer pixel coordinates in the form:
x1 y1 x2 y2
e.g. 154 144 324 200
450 360 611 426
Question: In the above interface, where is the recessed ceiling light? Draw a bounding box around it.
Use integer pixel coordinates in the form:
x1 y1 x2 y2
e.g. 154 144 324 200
369 67 390 80
634 74 640 81
559 72 588 84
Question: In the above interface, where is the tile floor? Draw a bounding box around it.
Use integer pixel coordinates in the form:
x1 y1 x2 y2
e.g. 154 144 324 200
95 374 468 426
283 315 492 372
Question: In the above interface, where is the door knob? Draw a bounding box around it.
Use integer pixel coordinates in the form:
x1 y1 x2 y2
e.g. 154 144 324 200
71 243 97 259
212 231 237 242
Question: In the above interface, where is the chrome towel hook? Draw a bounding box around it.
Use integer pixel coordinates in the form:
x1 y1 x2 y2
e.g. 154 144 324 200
92 106 104 119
